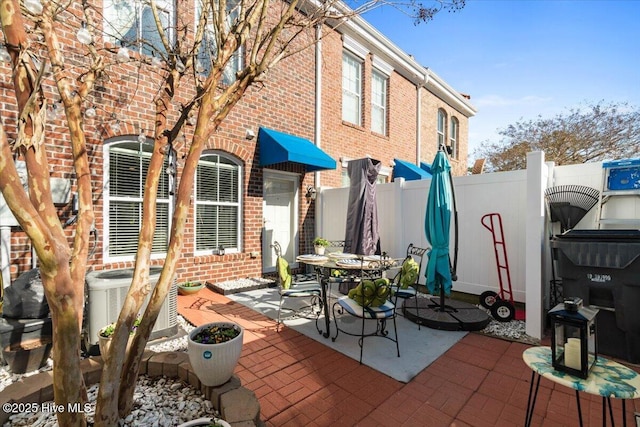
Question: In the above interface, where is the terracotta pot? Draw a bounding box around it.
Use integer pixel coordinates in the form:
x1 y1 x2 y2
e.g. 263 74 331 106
2 337 52 374
187 322 243 387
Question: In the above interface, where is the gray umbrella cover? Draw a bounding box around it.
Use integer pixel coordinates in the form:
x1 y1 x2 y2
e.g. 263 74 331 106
344 158 381 255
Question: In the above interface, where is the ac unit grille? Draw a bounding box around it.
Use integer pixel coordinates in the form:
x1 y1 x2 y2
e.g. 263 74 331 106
86 269 178 345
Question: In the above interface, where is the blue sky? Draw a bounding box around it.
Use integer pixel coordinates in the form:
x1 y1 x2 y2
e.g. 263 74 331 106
362 0 640 164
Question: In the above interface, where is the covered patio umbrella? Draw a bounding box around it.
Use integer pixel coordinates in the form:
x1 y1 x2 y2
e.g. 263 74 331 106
424 149 456 301
402 148 489 330
344 158 381 255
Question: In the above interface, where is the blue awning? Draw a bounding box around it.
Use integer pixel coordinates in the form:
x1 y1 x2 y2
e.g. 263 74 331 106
258 127 336 172
420 162 432 175
393 159 431 181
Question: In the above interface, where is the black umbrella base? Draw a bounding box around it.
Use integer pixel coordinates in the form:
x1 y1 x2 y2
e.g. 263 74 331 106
402 296 491 331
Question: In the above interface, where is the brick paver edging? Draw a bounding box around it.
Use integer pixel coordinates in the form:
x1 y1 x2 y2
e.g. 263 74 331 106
0 351 263 427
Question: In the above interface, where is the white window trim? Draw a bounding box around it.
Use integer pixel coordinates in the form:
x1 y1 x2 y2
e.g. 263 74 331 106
372 56 393 76
103 0 175 53
340 157 391 185
102 138 173 263
437 109 447 149
195 0 243 82
371 69 388 135
450 117 459 159
342 34 369 59
193 151 243 256
342 51 363 126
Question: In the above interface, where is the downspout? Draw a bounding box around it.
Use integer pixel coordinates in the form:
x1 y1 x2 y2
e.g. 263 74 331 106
314 23 323 238
416 71 430 164
416 85 421 164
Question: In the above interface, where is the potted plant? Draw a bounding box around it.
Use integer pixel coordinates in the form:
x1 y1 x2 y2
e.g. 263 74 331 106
177 281 205 296
313 237 330 255
187 322 244 387
97 317 140 361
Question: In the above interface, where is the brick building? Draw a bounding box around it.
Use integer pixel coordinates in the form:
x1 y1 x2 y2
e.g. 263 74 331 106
0 1 475 291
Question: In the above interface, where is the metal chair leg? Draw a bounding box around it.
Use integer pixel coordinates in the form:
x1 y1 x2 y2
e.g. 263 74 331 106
277 295 284 332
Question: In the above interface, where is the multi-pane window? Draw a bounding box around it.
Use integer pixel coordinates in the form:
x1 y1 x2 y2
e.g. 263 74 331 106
195 153 242 253
342 51 363 125
437 109 447 149
450 117 459 159
196 0 243 84
106 139 171 259
371 69 388 135
103 0 174 56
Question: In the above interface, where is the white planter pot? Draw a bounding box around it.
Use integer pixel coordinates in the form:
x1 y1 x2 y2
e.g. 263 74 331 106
177 417 231 427
98 330 133 362
314 245 325 255
187 322 244 387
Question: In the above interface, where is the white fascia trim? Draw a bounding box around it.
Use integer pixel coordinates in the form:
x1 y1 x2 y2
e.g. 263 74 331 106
426 69 478 117
330 6 476 117
372 55 393 76
342 34 369 59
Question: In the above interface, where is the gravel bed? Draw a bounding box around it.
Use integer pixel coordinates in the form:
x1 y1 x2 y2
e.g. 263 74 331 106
1 317 212 426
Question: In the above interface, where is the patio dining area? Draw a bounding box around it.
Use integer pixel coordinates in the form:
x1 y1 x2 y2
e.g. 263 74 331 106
178 286 640 426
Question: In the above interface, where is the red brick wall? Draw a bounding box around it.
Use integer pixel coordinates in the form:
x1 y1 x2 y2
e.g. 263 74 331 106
319 32 419 187
0 0 316 284
0 5 471 283
318 30 470 187
420 93 470 177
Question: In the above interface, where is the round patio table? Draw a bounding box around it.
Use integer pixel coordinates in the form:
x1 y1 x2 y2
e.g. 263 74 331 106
523 346 640 427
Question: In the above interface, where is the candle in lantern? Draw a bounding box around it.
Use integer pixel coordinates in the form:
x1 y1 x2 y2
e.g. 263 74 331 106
564 338 581 371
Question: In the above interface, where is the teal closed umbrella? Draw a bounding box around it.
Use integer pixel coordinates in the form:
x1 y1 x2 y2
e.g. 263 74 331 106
425 150 453 297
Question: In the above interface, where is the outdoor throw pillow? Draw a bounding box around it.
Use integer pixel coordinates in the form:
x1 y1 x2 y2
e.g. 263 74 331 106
400 257 419 289
348 278 390 307
276 257 292 290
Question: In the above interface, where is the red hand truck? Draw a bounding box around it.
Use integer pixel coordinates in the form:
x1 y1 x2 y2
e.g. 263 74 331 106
480 213 525 322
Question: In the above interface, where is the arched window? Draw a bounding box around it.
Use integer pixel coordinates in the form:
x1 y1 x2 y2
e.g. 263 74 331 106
450 116 459 159
104 137 172 260
437 109 447 149
194 152 242 254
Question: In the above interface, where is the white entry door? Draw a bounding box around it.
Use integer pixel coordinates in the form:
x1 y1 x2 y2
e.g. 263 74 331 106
263 171 299 272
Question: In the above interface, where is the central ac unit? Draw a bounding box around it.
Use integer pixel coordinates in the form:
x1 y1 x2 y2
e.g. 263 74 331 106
85 267 178 346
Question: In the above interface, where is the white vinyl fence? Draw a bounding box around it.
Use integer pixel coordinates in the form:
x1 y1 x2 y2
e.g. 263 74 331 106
315 152 637 339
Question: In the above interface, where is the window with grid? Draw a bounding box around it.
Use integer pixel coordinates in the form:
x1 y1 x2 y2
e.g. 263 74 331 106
342 51 362 125
437 109 447 149
371 69 388 135
103 0 174 56
195 0 243 84
106 140 171 259
195 153 241 253
450 117 459 159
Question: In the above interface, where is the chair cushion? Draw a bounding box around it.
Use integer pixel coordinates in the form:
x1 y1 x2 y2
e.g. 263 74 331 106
337 296 395 319
399 257 419 289
276 257 292 289
391 285 417 299
281 281 321 297
293 273 317 283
